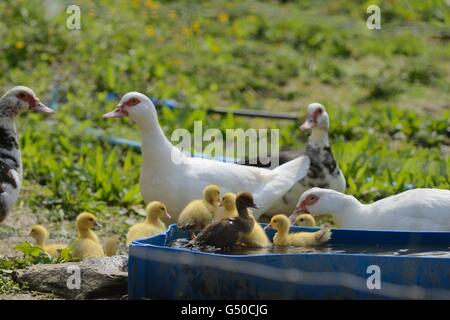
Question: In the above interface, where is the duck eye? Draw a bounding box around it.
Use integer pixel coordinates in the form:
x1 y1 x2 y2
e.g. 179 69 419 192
17 92 27 99
128 98 140 105
300 219 304 222
318 108 323 114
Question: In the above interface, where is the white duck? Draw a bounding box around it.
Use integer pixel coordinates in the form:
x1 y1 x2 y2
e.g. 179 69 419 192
290 187 450 231
0 86 53 223
263 103 346 217
103 92 310 222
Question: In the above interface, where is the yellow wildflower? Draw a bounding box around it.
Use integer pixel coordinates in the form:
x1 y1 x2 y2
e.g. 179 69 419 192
181 27 192 38
218 12 229 24
192 20 201 33
168 10 177 20
145 25 155 37
15 41 25 49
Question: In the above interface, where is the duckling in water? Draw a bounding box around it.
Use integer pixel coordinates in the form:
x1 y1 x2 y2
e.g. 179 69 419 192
213 193 238 222
127 201 171 245
212 193 270 248
29 224 67 257
267 214 331 247
187 192 257 250
72 212 108 260
295 214 316 227
177 185 220 237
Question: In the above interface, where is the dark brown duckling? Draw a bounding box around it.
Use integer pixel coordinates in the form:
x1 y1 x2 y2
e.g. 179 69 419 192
186 192 257 251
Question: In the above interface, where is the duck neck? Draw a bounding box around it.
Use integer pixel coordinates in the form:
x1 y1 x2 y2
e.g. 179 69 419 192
308 128 329 147
78 228 98 242
0 116 17 131
326 194 365 228
136 109 178 164
275 226 289 239
146 215 160 225
34 236 47 248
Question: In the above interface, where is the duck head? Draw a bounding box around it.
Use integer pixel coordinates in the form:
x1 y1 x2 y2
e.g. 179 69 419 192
220 192 236 210
295 213 316 227
103 92 158 130
0 86 53 118
203 184 221 207
289 188 343 224
265 214 290 232
300 103 329 131
29 224 49 245
235 192 258 212
76 212 102 231
146 201 171 221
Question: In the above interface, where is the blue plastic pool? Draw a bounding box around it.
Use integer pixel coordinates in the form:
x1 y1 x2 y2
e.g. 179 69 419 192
128 224 450 300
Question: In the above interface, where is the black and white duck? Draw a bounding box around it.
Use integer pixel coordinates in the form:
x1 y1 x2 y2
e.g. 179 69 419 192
0 86 53 223
240 103 346 218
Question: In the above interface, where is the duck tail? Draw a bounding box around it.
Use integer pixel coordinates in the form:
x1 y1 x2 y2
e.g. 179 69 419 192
314 228 332 244
253 156 310 218
103 236 119 256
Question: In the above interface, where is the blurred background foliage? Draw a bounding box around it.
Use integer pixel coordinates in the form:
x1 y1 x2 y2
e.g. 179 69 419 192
0 0 448 221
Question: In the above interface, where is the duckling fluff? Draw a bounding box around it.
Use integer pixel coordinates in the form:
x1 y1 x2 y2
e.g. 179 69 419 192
268 214 331 247
240 214 271 248
213 193 270 248
177 185 220 234
295 214 316 227
72 212 117 260
212 193 238 223
29 224 66 257
127 201 171 245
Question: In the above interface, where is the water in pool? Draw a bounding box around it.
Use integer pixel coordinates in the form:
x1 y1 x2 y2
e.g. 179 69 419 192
170 238 450 257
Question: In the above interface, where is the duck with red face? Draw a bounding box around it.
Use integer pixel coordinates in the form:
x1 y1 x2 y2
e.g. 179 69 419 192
0 86 53 223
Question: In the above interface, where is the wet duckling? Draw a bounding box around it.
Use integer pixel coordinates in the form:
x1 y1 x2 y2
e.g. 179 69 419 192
127 201 171 245
295 214 316 227
211 193 269 247
29 224 66 257
187 192 257 250
212 192 238 223
177 185 220 237
240 214 271 248
72 212 104 260
268 214 331 247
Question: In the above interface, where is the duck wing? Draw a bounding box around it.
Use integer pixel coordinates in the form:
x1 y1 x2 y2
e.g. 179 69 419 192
190 218 241 248
189 156 310 219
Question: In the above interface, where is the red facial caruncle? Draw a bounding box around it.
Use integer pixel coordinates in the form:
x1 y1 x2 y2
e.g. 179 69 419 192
16 91 53 113
289 194 319 223
103 97 141 118
300 107 323 130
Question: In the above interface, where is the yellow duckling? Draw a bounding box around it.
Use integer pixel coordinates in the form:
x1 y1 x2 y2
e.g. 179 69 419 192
72 212 105 260
213 193 270 248
104 236 120 257
295 214 316 227
177 185 220 236
267 214 331 247
240 213 271 248
212 193 238 223
126 201 171 245
29 224 67 257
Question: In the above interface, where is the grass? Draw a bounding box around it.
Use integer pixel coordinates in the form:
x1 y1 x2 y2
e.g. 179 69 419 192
0 0 448 272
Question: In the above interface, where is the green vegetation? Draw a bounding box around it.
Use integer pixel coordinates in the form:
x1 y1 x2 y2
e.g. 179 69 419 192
0 0 448 244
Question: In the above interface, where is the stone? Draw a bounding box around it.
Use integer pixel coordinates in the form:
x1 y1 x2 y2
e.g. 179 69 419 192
13 255 128 299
